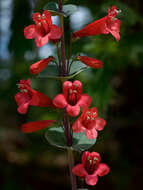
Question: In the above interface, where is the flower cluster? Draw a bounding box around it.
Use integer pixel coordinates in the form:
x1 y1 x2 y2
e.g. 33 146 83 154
15 5 121 188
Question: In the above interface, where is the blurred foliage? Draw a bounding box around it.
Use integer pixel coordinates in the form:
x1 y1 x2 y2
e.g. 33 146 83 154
0 0 143 190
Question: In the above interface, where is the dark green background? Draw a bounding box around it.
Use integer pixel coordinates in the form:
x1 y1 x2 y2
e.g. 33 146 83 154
0 0 143 189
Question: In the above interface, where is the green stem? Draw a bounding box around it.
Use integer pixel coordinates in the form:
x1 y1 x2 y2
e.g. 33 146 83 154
67 149 77 190
58 0 67 76
67 37 72 74
56 43 62 75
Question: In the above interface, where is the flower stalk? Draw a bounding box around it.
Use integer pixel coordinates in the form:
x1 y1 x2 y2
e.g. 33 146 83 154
58 0 67 76
68 148 77 190
19 2 122 189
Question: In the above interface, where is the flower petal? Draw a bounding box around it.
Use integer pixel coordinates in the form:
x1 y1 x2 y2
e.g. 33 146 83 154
66 104 80 117
35 33 50 47
15 92 31 114
95 118 106 131
32 12 41 23
21 120 56 133
78 94 92 109
43 10 52 26
90 152 101 162
53 94 67 108
107 19 121 41
96 163 110 176
17 102 30 114
73 80 82 93
49 24 62 40
72 164 87 177
30 57 54 74
82 151 90 165
63 81 73 97
72 119 84 133
72 17 108 39
85 174 98 186
31 91 53 107
24 25 36 39
85 128 98 139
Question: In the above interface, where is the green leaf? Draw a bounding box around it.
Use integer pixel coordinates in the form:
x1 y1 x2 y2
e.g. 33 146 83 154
44 2 58 12
63 4 78 16
43 2 64 16
45 127 96 152
37 62 89 81
45 127 67 149
70 61 88 74
72 132 96 152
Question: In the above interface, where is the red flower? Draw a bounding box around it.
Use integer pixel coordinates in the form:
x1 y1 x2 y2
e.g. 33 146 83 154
72 107 106 139
72 6 121 41
21 120 56 133
53 80 91 117
77 56 102 69
24 10 62 47
30 56 54 74
15 79 53 114
72 151 110 186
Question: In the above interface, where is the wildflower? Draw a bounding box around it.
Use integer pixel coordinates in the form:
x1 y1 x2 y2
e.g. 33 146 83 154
15 79 53 114
72 6 121 41
72 151 110 186
53 80 91 117
24 10 62 47
72 107 106 139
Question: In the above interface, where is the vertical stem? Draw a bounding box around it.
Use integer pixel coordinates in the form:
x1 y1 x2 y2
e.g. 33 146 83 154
67 37 72 74
63 110 72 146
58 1 77 189
56 43 62 75
68 149 77 190
58 0 67 76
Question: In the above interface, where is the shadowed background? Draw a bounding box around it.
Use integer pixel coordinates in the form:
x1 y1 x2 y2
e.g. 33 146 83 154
0 0 143 189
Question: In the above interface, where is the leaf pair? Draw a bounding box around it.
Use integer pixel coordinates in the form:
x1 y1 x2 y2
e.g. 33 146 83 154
44 2 78 17
45 127 96 152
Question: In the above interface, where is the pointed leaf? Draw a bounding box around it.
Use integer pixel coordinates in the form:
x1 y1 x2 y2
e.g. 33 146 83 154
45 127 67 149
72 132 96 152
69 61 88 74
43 2 64 16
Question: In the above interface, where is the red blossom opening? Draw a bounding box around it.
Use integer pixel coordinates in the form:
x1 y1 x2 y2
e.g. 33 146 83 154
24 10 63 47
53 80 91 117
72 6 121 41
72 107 106 139
15 79 53 114
72 151 110 186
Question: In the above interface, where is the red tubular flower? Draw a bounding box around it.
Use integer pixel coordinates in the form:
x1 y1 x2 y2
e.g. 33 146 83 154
72 107 106 139
53 80 91 117
15 79 53 114
72 6 121 41
77 56 102 69
30 56 54 74
24 10 62 47
21 120 56 133
72 151 110 186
